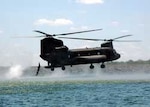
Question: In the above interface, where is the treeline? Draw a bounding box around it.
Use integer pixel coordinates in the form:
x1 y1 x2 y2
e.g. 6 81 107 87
126 59 150 64
113 59 150 64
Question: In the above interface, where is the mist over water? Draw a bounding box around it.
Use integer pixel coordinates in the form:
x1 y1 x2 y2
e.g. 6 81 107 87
1 63 150 82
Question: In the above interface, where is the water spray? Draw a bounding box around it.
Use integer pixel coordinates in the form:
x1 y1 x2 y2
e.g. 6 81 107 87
6 65 24 79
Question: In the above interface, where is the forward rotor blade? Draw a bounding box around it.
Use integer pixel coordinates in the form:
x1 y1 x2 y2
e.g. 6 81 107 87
55 28 102 36
34 30 54 37
34 29 102 37
113 35 132 40
58 37 104 41
12 35 45 38
34 30 48 35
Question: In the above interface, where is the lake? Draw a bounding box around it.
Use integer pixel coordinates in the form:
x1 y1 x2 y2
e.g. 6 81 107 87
0 63 150 107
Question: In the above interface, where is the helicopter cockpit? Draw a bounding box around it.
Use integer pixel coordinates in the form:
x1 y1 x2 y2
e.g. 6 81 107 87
41 37 64 55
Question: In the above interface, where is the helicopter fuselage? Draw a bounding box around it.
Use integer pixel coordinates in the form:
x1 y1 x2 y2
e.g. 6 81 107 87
39 38 120 70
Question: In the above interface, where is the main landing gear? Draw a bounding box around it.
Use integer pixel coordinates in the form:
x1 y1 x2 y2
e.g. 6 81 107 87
62 66 65 70
101 63 105 68
90 64 94 69
89 63 105 69
50 66 65 71
50 67 54 71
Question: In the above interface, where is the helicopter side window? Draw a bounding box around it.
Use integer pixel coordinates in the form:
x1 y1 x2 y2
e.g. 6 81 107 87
97 52 100 55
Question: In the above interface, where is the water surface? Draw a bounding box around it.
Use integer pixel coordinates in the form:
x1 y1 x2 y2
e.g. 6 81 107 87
0 63 150 107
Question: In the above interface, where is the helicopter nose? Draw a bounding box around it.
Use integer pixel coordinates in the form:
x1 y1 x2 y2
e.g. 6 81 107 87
116 53 121 59
112 52 120 60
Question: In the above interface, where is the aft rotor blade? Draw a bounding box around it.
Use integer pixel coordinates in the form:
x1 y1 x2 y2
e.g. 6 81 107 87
59 36 141 42
113 35 132 40
114 40 141 42
59 37 104 41
55 28 102 36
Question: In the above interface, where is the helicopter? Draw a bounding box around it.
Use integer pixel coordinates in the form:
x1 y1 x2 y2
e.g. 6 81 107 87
34 29 137 76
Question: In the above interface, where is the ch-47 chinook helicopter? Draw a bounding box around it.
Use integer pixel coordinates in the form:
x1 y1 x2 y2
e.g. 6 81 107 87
34 29 138 76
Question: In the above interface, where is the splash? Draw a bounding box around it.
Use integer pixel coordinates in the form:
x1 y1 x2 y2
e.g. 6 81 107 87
6 65 24 79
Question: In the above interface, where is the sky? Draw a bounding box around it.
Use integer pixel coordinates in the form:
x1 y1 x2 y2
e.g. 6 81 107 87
0 0 150 66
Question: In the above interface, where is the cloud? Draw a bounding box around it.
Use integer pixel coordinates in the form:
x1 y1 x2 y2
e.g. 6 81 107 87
0 43 33 66
34 18 73 26
121 30 129 33
116 43 150 61
76 0 104 4
70 26 89 31
0 30 3 34
111 21 120 27
138 23 145 27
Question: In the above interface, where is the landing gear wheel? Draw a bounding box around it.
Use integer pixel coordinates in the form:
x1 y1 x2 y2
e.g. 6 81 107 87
90 64 94 69
51 67 54 71
101 63 105 68
62 66 65 70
